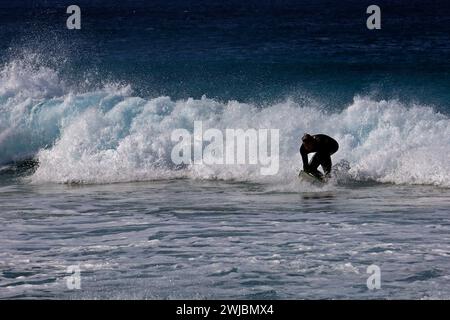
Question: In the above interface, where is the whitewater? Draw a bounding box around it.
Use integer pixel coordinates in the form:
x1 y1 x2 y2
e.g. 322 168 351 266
1 57 449 187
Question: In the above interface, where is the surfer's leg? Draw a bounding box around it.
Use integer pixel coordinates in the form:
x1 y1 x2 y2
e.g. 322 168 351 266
308 153 324 178
321 155 332 175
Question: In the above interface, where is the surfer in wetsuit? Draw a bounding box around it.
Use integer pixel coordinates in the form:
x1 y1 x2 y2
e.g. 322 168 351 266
300 133 339 179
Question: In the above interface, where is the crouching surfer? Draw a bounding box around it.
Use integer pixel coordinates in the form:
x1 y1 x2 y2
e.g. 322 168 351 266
300 133 339 180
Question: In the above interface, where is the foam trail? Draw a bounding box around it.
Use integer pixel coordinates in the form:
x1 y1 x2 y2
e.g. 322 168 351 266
1 58 449 187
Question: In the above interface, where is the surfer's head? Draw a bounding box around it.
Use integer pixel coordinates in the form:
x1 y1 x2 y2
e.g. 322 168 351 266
302 133 316 151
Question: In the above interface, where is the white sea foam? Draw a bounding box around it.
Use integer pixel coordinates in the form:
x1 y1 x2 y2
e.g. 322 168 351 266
1 57 449 187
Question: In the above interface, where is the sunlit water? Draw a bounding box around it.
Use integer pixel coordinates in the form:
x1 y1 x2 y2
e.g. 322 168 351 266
1 178 449 299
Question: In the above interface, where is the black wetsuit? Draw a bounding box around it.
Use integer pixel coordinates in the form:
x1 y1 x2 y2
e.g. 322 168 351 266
300 134 339 177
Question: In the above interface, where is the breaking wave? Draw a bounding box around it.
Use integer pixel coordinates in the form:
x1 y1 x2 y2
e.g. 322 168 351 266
1 56 449 187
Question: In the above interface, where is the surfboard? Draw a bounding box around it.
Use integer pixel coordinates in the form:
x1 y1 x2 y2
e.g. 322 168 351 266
298 170 326 185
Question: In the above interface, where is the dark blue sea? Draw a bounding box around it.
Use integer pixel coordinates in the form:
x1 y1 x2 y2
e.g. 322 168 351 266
0 0 449 299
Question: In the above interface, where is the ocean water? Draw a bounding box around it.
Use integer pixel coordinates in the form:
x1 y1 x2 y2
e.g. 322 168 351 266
1 0 450 299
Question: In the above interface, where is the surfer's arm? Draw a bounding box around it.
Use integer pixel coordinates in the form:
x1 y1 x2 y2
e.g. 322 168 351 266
300 145 309 171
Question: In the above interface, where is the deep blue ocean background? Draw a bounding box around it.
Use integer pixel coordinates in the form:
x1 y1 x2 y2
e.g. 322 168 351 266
1 0 450 108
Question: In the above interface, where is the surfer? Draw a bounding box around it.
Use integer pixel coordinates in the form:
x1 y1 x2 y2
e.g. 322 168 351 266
300 133 339 179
